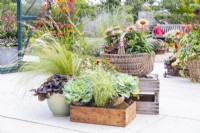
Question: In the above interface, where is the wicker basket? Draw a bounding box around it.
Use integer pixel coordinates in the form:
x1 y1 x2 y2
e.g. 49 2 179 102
188 57 200 82
101 32 154 77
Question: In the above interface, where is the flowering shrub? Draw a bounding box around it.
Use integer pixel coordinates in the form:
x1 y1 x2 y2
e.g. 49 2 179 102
31 0 81 47
0 10 17 39
176 24 200 67
104 27 123 54
0 10 18 47
104 19 154 54
164 29 190 52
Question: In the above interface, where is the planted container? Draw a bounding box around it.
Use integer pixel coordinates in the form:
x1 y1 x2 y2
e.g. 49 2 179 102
70 102 136 127
188 56 200 82
47 93 70 116
0 46 18 67
102 32 154 77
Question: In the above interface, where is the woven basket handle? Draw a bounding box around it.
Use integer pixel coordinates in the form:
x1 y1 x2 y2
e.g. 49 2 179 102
118 32 127 55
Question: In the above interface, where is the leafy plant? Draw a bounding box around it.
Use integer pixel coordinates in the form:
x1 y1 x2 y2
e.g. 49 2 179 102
63 77 93 104
176 24 200 67
125 30 154 54
83 68 117 107
147 39 167 51
104 27 123 54
32 74 70 101
112 73 139 98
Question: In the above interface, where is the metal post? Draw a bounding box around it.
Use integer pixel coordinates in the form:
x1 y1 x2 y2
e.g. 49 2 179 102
17 0 23 57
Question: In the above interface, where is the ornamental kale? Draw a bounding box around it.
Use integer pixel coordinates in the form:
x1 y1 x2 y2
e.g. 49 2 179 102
63 77 93 104
112 73 139 98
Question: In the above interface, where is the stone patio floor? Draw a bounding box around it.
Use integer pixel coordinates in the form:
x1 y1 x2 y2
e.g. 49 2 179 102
0 58 200 133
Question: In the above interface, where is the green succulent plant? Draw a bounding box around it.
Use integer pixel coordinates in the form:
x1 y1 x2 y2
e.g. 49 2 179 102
63 77 93 104
112 73 139 98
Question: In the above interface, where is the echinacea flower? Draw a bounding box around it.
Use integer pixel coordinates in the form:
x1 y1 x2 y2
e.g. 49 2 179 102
136 19 149 26
126 25 135 31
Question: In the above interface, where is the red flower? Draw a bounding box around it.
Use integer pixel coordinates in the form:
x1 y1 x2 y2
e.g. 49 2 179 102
68 0 74 2
175 44 178 52
106 58 111 60
96 60 100 65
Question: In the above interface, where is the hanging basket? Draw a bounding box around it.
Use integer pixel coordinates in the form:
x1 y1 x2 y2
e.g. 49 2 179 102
101 32 154 77
188 56 200 82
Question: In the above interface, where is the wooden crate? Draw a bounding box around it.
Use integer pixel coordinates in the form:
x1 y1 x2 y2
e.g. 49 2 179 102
133 93 159 115
70 102 136 127
137 74 160 115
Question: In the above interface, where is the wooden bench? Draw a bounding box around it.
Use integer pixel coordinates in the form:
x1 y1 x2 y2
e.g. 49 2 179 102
153 24 190 39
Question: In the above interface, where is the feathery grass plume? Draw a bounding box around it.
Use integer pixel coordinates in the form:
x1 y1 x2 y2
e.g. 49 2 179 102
21 33 83 76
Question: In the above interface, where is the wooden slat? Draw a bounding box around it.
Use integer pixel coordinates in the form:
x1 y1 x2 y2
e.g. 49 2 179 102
136 102 159 115
139 74 160 93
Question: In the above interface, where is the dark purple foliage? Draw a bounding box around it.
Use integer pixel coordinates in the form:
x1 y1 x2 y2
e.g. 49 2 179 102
32 74 70 101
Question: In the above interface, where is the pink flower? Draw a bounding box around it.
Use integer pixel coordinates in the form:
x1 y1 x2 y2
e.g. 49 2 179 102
136 19 149 26
126 25 135 31
186 43 191 50
115 30 123 34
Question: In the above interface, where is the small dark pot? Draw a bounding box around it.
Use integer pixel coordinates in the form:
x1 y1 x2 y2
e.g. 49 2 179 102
155 49 166 54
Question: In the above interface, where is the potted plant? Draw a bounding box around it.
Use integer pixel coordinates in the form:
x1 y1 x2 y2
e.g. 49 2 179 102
0 10 18 68
147 39 168 54
63 68 140 127
32 74 71 116
176 24 200 82
164 56 190 77
101 19 155 77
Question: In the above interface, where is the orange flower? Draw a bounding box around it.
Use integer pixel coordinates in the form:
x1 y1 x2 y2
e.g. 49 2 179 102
175 31 182 37
57 0 62 4
106 62 110 65
184 22 190 26
189 27 194 31
64 7 69 13
67 30 74 33
41 5 47 10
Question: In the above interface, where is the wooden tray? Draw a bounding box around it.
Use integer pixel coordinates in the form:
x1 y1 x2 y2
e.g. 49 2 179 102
70 102 136 127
